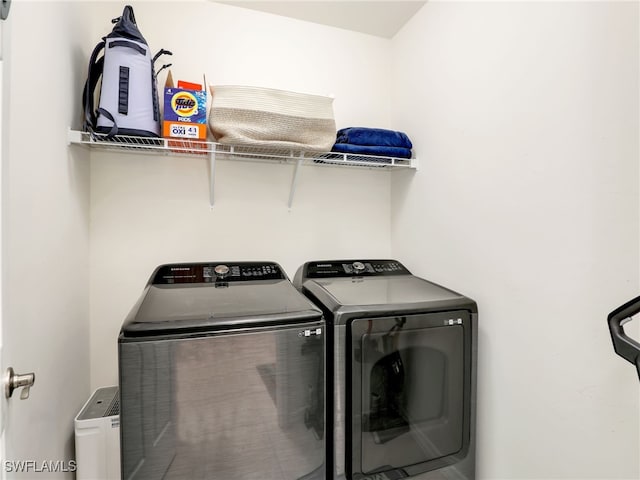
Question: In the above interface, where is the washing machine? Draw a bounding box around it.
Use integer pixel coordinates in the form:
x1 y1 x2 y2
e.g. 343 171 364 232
294 259 478 480
118 262 325 480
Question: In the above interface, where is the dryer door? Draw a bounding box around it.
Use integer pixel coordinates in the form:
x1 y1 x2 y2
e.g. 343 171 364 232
348 311 472 479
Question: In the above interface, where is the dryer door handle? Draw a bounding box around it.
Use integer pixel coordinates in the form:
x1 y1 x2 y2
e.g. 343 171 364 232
608 295 640 379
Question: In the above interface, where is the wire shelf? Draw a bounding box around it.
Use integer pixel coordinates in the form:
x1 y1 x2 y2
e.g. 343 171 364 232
67 130 417 169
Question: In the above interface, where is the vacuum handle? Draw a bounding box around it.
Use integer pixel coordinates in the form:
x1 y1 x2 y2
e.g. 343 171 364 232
608 295 640 379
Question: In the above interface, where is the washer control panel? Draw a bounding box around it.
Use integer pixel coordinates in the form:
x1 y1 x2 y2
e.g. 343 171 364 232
305 259 410 278
153 262 285 284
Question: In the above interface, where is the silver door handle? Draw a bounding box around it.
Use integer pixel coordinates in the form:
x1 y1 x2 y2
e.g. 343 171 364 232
5 367 35 400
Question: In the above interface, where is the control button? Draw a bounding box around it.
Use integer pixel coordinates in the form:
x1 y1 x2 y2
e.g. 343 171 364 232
352 262 366 273
214 264 230 279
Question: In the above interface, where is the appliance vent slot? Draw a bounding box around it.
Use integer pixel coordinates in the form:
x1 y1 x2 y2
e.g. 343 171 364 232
104 395 119 417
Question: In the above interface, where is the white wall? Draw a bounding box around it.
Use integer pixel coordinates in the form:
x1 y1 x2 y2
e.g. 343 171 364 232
391 2 639 479
89 1 396 388
3 1 92 475
85 1 640 478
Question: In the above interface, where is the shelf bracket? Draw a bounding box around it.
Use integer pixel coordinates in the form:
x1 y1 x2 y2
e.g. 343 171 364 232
209 149 216 208
288 155 304 209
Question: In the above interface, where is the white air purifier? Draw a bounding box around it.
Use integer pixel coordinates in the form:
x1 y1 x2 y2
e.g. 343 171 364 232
74 386 121 480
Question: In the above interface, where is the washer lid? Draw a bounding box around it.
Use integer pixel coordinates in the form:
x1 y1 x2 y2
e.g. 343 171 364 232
309 275 465 307
296 259 475 318
121 262 322 337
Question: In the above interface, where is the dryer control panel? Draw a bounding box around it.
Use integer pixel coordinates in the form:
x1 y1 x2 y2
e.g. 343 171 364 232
152 262 286 284
304 259 410 278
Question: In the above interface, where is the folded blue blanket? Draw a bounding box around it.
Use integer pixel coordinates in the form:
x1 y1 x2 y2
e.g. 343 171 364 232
336 127 413 149
332 143 412 159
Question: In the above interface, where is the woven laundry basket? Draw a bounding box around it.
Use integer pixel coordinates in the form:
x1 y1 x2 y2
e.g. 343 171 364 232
209 85 336 152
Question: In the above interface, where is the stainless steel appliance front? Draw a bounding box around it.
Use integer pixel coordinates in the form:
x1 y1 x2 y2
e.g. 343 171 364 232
119 262 325 480
294 260 477 480
120 323 325 479
347 312 473 479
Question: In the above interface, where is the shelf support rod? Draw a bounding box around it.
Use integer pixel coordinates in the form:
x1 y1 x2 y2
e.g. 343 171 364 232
209 148 216 208
288 155 304 209
67 127 82 146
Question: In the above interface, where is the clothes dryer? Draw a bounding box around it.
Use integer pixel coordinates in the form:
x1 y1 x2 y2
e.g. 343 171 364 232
294 260 477 480
118 262 325 480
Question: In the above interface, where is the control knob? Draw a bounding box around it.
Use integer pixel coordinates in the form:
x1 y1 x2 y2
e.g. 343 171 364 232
352 261 366 273
214 264 230 279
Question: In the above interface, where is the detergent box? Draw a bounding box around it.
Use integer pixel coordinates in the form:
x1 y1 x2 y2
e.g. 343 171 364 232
163 71 208 153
